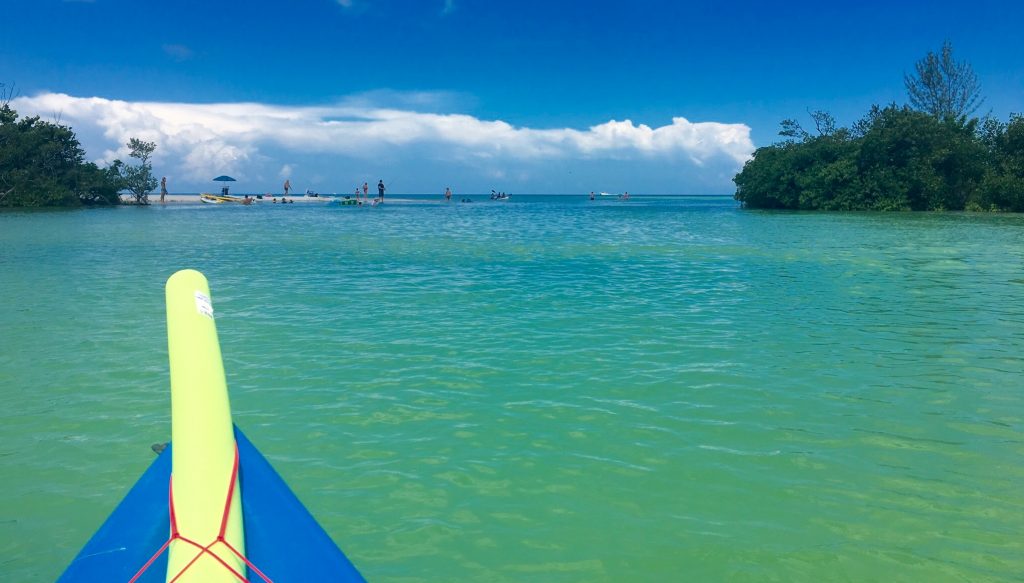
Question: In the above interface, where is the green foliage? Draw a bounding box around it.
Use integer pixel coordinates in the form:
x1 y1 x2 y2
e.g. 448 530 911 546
734 43 1021 212
734 106 1012 211
778 110 836 142
0 104 122 207
77 162 124 205
904 40 983 120
856 106 985 211
116 138 158 204
972 114 1024 212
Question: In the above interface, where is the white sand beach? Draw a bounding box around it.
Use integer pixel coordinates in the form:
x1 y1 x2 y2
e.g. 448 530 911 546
141 194 437 205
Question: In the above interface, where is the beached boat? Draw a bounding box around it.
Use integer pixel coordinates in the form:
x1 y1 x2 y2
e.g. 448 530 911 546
57 270 365 583
200 193 253 204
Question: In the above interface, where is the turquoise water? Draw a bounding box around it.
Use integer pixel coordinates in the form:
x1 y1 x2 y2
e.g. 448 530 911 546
1 196 1023 582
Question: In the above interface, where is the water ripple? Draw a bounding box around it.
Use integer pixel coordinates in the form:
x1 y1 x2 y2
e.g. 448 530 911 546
1 199 1023 581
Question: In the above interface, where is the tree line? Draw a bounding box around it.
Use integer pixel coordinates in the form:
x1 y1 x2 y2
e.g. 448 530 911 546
0 83 157 207
734 42 1023 212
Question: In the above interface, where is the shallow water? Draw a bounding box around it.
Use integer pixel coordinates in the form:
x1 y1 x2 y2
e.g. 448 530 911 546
1 195 1022 582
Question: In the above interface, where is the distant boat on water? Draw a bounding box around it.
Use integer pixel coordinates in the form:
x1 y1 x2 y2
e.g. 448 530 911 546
599 191 630 200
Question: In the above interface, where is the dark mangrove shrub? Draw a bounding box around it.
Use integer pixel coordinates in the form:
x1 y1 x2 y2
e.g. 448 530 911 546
0 104 121 207
734 106 1019 211
973 114 1024 212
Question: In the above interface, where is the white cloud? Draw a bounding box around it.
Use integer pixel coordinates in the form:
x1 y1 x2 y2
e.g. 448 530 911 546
10 92 753 189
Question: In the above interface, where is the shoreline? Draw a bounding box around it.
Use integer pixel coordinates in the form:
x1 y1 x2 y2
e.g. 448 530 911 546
133 193 735 205
142 194 425 204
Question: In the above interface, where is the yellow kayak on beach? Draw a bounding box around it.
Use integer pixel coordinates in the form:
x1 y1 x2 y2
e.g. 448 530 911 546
200 193 253 204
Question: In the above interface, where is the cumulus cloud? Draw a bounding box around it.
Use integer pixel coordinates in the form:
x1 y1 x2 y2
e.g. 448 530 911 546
11 92 753 188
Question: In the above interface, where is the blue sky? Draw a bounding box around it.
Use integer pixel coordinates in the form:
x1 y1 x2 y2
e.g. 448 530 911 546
3 0 1022 194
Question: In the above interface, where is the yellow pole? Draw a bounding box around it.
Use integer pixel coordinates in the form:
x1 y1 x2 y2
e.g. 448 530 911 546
165 269 246 581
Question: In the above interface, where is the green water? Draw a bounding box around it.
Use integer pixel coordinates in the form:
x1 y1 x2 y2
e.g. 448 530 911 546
1 196 1022 582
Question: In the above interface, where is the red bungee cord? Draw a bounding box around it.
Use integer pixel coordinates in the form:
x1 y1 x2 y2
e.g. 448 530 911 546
128 445 273 583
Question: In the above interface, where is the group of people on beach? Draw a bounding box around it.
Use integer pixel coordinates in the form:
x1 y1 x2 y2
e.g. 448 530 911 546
340 180 387 203
159 176 633 205
444 186 479 203
341 180 385 205
440 187 509 203
158 176 392 204
445 187 477 203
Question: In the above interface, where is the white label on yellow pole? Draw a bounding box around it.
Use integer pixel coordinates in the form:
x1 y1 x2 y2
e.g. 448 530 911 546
194 291 214 319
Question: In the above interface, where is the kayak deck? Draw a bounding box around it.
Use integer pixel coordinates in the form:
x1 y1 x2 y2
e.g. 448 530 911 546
57 426 365 582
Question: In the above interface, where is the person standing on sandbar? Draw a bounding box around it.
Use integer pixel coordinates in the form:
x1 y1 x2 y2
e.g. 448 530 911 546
160 177 168 204
378 179 386 202
283 179 291 197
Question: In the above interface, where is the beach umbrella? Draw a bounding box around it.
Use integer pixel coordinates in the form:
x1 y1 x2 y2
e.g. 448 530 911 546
213 175 236 195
